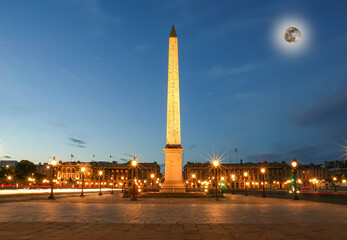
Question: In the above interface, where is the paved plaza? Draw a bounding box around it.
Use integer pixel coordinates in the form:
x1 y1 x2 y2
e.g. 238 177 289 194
0 192 346 240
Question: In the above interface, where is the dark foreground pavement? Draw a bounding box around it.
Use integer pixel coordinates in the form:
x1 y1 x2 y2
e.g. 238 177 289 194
230 190 347 205
0 192 346 240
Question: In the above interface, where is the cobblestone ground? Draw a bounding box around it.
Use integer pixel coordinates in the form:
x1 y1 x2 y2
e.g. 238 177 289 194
0 192 346 240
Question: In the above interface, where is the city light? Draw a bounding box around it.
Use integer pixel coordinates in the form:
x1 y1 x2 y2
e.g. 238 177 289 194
131 158 137 167
291 159 298 168
51 157 57 166
213 159 219 167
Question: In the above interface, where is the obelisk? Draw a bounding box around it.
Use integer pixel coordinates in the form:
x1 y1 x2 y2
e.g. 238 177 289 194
162 25 185 193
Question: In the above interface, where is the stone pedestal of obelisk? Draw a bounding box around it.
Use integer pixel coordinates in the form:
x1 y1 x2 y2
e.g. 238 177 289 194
162 25 185 193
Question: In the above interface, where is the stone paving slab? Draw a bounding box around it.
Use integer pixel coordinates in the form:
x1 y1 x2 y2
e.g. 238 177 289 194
0 193 346 239
0 222 346 240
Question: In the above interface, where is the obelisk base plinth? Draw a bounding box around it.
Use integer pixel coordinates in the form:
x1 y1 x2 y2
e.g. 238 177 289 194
162 147 185 193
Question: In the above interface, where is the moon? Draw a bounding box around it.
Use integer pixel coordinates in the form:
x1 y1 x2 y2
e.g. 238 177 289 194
272 16 310 55
284 27 301 43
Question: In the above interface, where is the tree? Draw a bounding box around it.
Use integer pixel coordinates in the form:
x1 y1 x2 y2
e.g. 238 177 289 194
15 160 37 179
0 166 15 183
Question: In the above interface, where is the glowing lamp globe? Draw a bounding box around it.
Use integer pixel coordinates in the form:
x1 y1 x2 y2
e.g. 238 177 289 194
51 157 57 166
213 159 219 167
291 160 298 168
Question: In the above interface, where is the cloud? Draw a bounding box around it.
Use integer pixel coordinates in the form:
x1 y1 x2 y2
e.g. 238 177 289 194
188 144 198 150
124 153 135 158
68 138 86 148
3 155 11 159
246 142 341 164
210 64 256 78
119 158 129 162
292 88 347 127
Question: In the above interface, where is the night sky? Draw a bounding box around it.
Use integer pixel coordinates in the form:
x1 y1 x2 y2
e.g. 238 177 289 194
0 0 346 168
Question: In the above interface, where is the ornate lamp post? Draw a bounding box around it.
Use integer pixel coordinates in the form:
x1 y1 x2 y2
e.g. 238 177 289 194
192 173 196 191
291 159 299 200
150 173 155 187
111 176 114 194
244 172 248 196
333 177 337 192
231 174 235 194
131 158 138 201
261 168 266 198
80 167 86 197
213 159 219 201
48 157 57 200
121 176 125 193
98 170 103 196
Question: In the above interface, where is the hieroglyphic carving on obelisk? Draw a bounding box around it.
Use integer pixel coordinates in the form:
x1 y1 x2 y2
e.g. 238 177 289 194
162 25 185 193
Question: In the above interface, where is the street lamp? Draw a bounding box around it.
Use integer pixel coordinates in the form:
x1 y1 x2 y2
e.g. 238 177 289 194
212 159 219 201
80 167 86 197
192 173 196 191
150 173 155 187
121 176 125 193
260 168 266 198
333 177 337 192
131 158 138 201
111 176 114 194
48 157 57 200
231 174 235 194
98 170 103 196
291 159 299 200
244 172 248 196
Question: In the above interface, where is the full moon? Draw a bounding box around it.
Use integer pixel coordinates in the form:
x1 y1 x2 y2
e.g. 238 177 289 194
272 16 310 55
284 27 301 43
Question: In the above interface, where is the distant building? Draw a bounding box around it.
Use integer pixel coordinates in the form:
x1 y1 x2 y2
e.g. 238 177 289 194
324 160 347 177
0 160 18 168
183 161 290 190
183 161 335 190
37 161 162 188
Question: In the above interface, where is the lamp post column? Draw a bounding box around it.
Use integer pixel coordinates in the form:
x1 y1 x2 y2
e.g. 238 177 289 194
48 157 57 200
81 172 85 197
80 167 85 197
291 159 299 200
98 171 103 196
262 173 266 198
131 158 138 201
111 177 114 194
231 174 235 194
48 166 55 199
215 168 218 200
244 178 247 196
261 168 266 198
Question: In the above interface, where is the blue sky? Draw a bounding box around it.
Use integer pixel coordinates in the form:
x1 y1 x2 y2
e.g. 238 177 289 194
0 0 346 167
